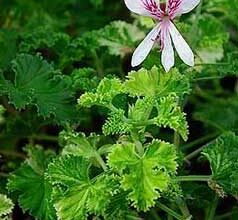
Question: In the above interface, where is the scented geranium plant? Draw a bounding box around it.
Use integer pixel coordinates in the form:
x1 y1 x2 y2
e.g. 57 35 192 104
0 0 238 220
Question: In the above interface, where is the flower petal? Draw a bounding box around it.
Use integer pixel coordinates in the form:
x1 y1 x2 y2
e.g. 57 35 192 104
161 28 174 72
124 0 151 16
132 24 160 67
169 22 194 66
177 0 200 14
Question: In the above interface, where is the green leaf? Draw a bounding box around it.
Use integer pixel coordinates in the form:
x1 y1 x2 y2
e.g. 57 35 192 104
128 96 155 123
196 16 228 63
71 68 99 92
78 77 123 108
154 95 189 141
47 155 118 219
108 140 177 211
202 132 238 196
124 66 190 98
102 108 132 135
47 155 89 187
19 26 70 55
0 54 76 124
103 191 139 220
0 194 14 217
0 29 18 69
60 130 99 159
7 145 56 220
97 21 145 57
194 96 238 132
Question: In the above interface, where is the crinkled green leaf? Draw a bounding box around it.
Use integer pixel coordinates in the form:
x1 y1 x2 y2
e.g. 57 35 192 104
108 140 177 211
47 155 118 219
102 108 132 135
7 145 56 220
0 194 14 217
0 54 76 124
202 132 238 196
19 26 70 55
154 95 189 141
79 78 123 108
71 68 99 92
124 66 190 98
128 96 155 123
196 16 228 63
97 21 145 57
47 155 89 187
103 191 139 220
60 130 99 159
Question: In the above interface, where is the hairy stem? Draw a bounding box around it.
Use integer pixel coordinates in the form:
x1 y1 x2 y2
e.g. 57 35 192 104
0 149 25 159
95 153 107 171
206 195 219 220
176 199 192 220
91 50 104 78
29 134 58 142
176 175 212 182
157 202 184 220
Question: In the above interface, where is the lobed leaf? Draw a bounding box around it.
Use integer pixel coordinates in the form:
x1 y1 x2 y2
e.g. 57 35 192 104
202 132 238 196
7 146 56 220
108 140 177 211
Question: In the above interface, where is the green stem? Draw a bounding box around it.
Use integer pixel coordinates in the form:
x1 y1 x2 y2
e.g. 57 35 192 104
176 175 212 182
157 202 184 220
0 172 9 177
0 149 25 159
91 50 104 78
150 209 161 220
94 153 107 171
29 134 58 142
206 195 219 220
184 145 205 161
176 199 192 220
182 132 220 150
214 212 232 220
173 132 180 151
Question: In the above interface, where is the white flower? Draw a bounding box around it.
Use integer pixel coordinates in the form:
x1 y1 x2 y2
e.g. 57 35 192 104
125 0 200 72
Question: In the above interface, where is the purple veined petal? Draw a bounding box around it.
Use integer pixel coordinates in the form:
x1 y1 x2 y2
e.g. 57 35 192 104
176 0 200 14
124 0 164 19
131 24 160 67
124 0 152 16
168 21 194 66
161 25 174 72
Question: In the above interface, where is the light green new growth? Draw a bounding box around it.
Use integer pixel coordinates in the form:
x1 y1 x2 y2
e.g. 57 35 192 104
108 140 178 211
0 194 14 218
78 66 189 140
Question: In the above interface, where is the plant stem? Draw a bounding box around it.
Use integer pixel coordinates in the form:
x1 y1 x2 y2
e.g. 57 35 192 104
29 134 58 142
95 153 107 171
0 172 9 177
173 132 180 151
176 199 192 220
150 209 161 220
214 212 232 220
157 202 184 220
206 195 219 220
91 50 104 78
182 132 220 150
176 175 211 182
0 149 25 159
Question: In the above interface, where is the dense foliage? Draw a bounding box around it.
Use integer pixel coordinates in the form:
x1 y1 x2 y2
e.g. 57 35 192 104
0 0 238 219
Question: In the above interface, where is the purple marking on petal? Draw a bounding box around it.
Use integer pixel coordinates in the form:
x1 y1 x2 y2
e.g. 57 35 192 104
142 0 164 20
167 0 182 18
